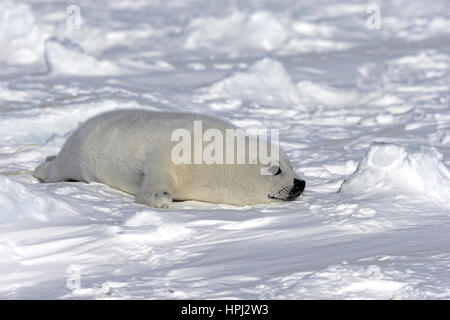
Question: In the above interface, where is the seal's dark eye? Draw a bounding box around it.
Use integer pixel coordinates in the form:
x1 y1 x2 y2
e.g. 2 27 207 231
266 165 282 176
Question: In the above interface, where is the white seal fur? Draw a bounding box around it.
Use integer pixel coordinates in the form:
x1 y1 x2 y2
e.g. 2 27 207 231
34 110 305 208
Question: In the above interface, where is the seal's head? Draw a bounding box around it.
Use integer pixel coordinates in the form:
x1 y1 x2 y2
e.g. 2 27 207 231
170 121 305 206
267 168 306 201
256 149 305 203
213 147 306 205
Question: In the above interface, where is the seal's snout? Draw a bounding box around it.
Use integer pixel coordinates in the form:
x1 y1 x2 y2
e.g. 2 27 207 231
288 178 305 199
293 178 305 193
268 179 305 201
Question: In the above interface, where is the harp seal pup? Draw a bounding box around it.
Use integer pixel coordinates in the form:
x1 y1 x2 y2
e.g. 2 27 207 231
34 109 305 208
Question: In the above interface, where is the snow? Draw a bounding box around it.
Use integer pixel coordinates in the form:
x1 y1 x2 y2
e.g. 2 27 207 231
0 175 75 223
340 143 450 204
184 10 354 55
185 11 290 52
201 59 362 109
45 39 122 76
201 58 302 107
1 0 450 299
0 1 46 65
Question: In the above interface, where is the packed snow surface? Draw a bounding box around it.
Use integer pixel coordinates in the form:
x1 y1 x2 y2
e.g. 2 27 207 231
1 0 450 299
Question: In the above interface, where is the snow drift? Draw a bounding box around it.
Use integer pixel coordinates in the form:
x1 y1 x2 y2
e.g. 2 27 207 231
0 1 46 65
185 11 289 52
202 58 361 108
203 58 302 107
45 38 122 76
0 174 75 223
340 143 450 204
296 81 361 108
185 10 351 54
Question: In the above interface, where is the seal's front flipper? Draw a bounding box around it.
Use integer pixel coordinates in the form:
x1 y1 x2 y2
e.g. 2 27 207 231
134 166 176 209
135 188 173 209
134 148 177 209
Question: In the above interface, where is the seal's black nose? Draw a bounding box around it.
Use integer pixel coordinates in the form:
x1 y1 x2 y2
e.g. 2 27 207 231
286 178 305 200
293 178 305 194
